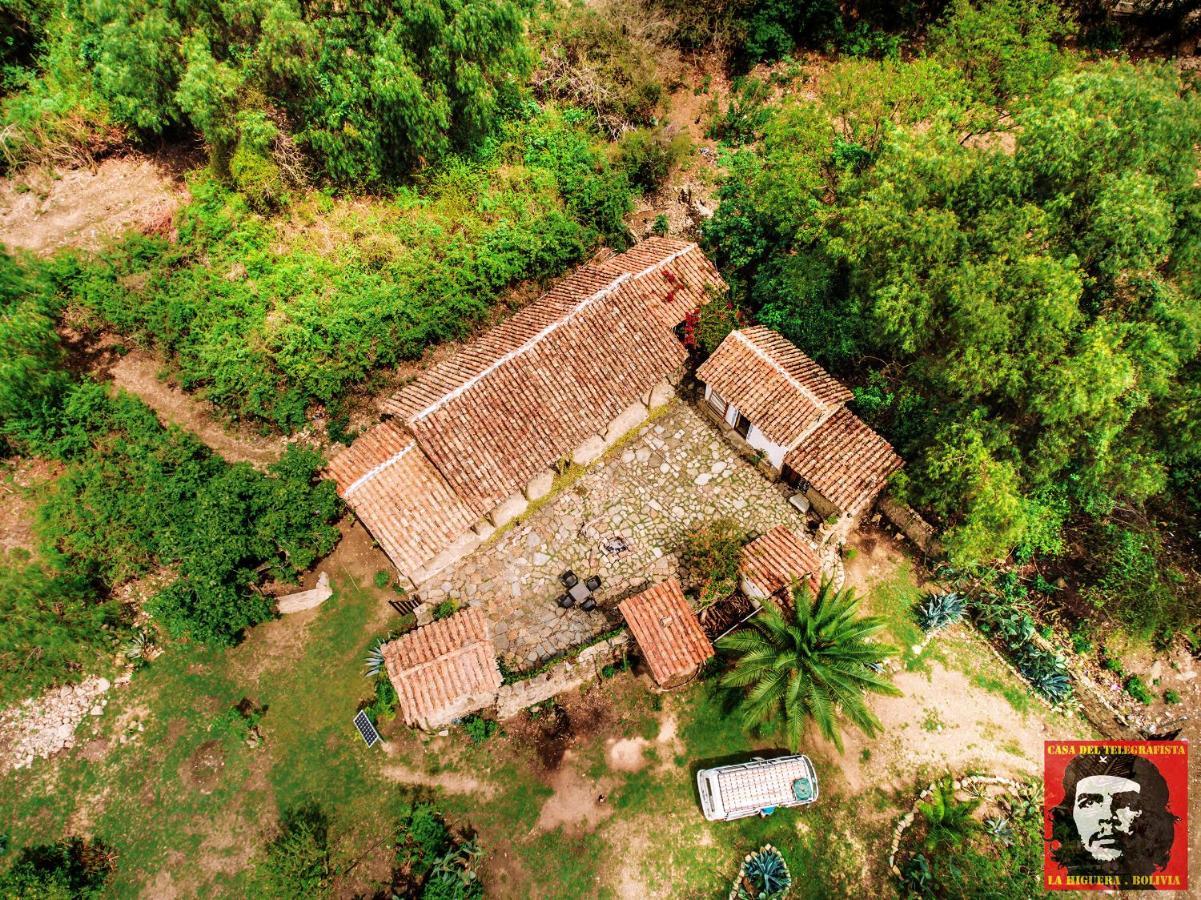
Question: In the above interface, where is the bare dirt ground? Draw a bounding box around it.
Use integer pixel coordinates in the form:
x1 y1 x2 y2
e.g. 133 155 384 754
0 457 61 554
0 150 193 255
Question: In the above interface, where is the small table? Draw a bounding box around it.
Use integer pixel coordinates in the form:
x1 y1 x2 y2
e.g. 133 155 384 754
568 581 592 603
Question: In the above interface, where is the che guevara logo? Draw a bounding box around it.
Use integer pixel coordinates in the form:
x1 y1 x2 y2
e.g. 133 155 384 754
1044 741 1188 891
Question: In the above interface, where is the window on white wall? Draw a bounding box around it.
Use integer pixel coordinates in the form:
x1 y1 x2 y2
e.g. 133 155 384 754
707 388 727 416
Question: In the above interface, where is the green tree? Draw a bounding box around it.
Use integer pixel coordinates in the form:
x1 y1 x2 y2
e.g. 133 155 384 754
64 0 531 186
716 579 899 751
929 0 1073 107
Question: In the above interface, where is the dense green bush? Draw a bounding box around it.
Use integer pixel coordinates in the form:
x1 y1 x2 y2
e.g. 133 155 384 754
1084 524 1195 638
49 107 628 428
0 550 116 706
36 392 341 644
0 836 114 899
929 0 1072 106
1 281 342 652
257 802 332 899
532 3 665 136
901 787 1048 899
706 40 1201 577
614 127 691 192
395 804 483 900
651 0 843 66
681 518 744 605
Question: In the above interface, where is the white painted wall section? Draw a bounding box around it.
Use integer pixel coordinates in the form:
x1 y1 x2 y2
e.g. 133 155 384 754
745 424 786 470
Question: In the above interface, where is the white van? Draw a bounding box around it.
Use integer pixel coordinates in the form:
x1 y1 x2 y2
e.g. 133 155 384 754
696 754 819 821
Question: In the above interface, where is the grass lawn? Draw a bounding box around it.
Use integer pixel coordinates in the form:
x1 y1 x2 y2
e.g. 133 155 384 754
0 575 405 896
2 542 1078 898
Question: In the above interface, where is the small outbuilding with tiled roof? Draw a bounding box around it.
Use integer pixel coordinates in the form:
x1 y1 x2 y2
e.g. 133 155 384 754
697 327 902 524
380 607 503 730
618 578 714 688
740 525 821 605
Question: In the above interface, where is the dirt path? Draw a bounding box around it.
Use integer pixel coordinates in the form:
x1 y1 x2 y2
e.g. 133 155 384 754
0 152 192 255
105 348 288 469
0 457 61 554
65 333 291 470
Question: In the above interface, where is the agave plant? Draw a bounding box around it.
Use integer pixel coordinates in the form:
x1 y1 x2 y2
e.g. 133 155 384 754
1018 650 1072 703
985 816 1013 846
123 628 157 666
915 592 965 632
900 853 932 894
731 845 791 900
363 638 388 678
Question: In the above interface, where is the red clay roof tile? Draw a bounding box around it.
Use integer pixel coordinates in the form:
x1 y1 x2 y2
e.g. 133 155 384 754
381 607 501 730
619 578 713 686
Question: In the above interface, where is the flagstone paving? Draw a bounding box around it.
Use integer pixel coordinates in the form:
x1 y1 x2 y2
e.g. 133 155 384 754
417 400 827 670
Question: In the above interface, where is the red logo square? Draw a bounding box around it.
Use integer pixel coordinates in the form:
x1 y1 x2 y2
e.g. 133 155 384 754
1044 740 1189 891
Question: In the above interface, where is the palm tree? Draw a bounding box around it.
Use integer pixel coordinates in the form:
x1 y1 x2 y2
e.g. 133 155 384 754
918 777 981 853
716 578 900 752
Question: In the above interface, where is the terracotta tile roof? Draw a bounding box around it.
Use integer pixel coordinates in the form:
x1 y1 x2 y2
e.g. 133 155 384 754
619 578 713 686
381 607 502 730
695 327 852 447
740 525 821 599
784 407 903 518
327 240 724 580
379 239 723 512
326 421 481 578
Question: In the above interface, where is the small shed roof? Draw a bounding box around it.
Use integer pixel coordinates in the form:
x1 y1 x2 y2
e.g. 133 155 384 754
380 606 502 730
740 525 821 599
619 578 713 686
783 407 903 518
695 327 851 447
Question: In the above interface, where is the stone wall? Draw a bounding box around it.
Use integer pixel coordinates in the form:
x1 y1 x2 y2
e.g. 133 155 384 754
276 571 332 614
495 633 631 719
877 493 942 557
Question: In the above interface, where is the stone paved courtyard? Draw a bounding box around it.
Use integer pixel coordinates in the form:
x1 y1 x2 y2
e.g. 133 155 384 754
418 400 818 669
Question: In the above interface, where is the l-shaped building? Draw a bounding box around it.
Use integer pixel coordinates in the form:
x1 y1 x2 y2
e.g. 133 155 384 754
328 238 902 586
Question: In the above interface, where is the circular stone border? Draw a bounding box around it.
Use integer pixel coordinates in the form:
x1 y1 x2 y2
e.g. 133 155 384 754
887 773 1030 878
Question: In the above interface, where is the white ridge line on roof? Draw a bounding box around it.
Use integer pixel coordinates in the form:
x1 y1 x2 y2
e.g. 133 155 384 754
733 329 829 415
343 440 416 498
409 243 698 423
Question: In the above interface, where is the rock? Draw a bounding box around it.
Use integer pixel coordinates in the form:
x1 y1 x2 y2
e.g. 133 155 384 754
489 493 529 528
90 706 104 716
277 570 333 614
572 434 606 466
525 469 555 501
695 473 711 486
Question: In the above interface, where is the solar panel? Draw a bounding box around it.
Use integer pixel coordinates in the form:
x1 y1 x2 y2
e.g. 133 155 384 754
353 710 380 747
